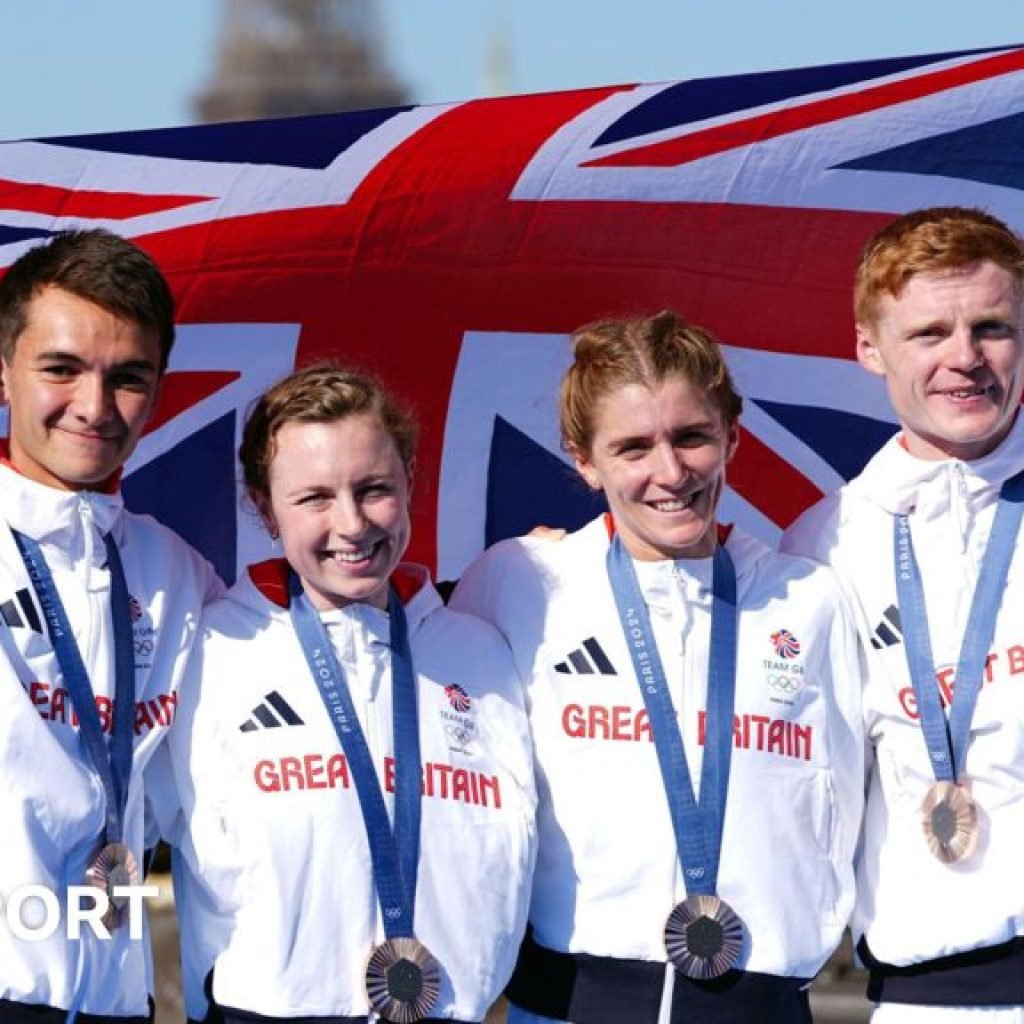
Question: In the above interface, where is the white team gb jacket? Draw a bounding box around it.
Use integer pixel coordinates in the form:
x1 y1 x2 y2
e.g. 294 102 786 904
0 462 222 1018
782 418 1024 968
450 515 864 981
166 559 537 1023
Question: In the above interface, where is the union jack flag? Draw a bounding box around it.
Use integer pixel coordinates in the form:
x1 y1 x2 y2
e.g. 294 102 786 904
1 45 1022 582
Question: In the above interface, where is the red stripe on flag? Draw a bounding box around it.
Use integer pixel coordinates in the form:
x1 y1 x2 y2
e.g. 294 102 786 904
141 90 871 567
729 426 823 529
584 48 1024 168
0 179 212 219
143 371 240 435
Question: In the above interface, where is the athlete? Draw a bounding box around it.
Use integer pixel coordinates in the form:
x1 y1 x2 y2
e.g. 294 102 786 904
0 230 222 1022
783 206 1024 1022
164 363 536 1024
451 311 864 1024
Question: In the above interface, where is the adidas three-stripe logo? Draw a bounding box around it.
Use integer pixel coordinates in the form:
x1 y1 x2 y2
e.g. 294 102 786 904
555 637 616 675
1 588 42 633
871 605 903 650
240 691 305 732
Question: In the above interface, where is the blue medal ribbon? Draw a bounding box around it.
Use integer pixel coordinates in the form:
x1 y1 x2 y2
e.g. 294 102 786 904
606 534 738 896
288 573 421 939
894 470 1024 782
12 530 135 845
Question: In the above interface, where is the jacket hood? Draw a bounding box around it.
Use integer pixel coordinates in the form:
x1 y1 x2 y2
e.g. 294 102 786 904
849 413 1024 516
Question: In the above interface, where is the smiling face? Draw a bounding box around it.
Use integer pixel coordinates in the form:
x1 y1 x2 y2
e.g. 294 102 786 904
572 374 739 561
1 285 163 490
260 414 412 611
857 260 1024 462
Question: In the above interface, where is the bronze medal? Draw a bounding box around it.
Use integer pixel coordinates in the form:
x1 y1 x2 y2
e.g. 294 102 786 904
365 937 440 1023
84 842 139 930
921 780 979 864
664 893 744 980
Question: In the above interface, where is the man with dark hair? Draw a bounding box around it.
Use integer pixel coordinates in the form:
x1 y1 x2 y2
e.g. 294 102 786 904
784 206 1024 1022
0 229 222 1023
0 229 175 369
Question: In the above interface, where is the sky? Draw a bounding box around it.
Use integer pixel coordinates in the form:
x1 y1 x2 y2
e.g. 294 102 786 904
0 0 1021 141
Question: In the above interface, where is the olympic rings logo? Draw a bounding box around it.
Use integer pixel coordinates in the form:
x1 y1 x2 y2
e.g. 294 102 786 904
766 673 800 694
446 724 473 747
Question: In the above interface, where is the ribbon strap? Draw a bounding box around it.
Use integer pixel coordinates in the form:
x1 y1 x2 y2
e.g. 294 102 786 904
606 535 738 895
288 573 422 938
13 530 135 843
894 469 1024 782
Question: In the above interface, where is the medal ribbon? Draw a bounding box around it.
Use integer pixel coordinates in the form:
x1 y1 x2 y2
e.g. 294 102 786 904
606 535 738 896
894 469 1024 782
288 573 421 939
12 530 135 844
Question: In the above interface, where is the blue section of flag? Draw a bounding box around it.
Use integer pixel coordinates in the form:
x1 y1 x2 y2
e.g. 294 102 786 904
486 416 607 546
39 107 413 171
0 225 53 247
835 111 1024 191
753 400 897 481
122 412 238 585
594 49 993 147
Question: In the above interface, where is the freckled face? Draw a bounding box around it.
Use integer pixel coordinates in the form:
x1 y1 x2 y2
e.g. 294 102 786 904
260 414 412 610
573 375 739 561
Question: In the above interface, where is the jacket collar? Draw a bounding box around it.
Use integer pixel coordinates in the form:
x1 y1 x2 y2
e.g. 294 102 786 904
0 461 124 567
850 413 1024 515
246 558 441 633
598 512 763 613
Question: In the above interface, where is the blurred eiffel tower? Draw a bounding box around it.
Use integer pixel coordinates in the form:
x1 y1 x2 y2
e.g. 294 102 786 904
194 0 407 122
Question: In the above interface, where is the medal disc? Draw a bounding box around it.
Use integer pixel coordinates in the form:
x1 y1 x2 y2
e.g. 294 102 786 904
84 842 138 930
365 937 440 1023
921 781 979 864
664 894 744 980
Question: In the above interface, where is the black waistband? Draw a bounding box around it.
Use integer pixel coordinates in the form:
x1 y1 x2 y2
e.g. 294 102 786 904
859 935 1024 1006
0 997 153 1024
506 930 812 1024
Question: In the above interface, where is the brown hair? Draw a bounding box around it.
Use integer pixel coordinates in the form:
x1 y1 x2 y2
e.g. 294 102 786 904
560 310 742 455
0 229 175 368
240 361 418 502
854 207 1024 326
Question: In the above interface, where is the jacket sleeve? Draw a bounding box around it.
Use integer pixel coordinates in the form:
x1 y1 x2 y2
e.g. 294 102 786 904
449 542 512 631
821 573 870 927
163 620 247 1020
781 493 841 562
